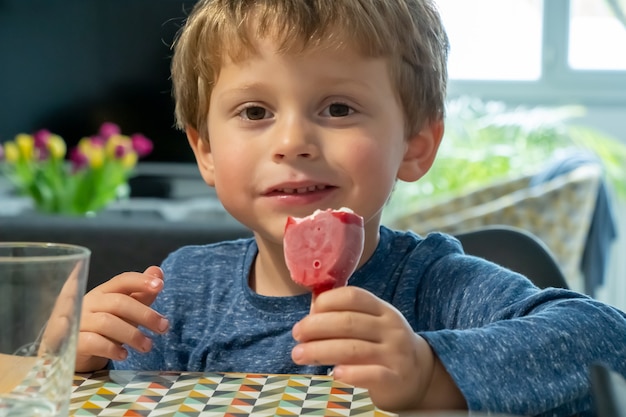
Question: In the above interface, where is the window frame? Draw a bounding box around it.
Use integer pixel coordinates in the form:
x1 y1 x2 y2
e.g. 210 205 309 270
446 0 626 106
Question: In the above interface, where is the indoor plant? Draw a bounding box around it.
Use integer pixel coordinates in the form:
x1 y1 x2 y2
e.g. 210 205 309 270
0 122 153 216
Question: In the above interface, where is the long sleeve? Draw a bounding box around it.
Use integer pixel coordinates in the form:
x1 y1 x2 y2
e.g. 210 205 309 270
418 250 626 416
111 226 626 417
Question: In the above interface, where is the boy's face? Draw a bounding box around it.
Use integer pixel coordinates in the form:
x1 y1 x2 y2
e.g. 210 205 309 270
188 37 441 245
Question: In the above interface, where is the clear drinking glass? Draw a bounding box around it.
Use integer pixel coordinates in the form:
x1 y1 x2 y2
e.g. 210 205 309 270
0 242 90 417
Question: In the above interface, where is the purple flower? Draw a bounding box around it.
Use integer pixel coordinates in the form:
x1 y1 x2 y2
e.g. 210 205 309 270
33 129 51 160
131 133 153 157
89 136 106 148
69 148 89 172
0 143 4 161
114 144 127 159
98 122 121 140
33 129 51 149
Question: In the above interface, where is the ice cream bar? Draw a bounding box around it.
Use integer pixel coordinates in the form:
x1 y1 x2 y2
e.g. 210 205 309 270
284 207 365 296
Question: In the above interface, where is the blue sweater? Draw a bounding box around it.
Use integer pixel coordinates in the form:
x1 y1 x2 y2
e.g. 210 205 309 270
114 226 626 416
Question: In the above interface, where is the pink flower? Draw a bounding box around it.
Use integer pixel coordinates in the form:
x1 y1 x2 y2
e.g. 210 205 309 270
69 148 89 172
131 133 153 157
114 144 127 159
89 136 106 148
33 129 51 160
98 122 121 140
33 129 51 149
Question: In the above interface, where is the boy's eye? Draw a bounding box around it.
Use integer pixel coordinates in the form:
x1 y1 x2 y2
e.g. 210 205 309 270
322 103 354 118
240 106 272 120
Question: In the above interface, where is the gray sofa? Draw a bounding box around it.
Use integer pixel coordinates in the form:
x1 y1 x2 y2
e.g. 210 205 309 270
0 210 252 291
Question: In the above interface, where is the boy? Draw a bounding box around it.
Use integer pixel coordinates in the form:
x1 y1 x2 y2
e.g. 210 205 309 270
75 0 626 415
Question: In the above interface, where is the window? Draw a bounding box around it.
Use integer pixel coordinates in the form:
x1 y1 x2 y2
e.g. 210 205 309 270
436 0 626 106
569 0 626 70
438 0 543 81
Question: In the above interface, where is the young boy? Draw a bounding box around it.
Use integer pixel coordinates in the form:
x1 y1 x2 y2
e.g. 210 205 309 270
75 0 626 415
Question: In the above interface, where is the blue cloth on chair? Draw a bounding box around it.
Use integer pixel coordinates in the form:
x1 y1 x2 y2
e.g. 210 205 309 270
530 149 617 295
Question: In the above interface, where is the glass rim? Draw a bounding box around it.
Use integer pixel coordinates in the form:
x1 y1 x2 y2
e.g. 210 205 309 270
0 241 91 262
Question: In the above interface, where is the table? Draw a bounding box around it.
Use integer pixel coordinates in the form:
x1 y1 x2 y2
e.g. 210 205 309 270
71 370 396 416
0 353 36 393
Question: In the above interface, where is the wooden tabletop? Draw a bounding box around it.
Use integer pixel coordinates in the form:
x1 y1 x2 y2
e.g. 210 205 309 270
0 353 37 393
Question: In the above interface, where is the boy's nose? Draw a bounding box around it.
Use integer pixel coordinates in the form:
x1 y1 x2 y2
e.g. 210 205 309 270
271 117 319 162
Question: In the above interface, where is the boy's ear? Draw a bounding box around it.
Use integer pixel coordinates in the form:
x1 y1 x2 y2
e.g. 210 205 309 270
186 126 216 187
397 118 444 182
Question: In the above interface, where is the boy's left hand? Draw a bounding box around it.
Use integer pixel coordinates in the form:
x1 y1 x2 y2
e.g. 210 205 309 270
291 286 465 412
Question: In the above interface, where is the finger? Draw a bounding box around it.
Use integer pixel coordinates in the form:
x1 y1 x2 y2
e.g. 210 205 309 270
143 265 163 279
41 262 83 353
75 353 112 374
81 309 156 354
76 331 129 365
293 317 422 377
312 286 385 315
83 292 169 336
294 311 383 343
292 338 386 367
92 268 164 305
331 364 417 411
332 363 392 389
130 266 164 305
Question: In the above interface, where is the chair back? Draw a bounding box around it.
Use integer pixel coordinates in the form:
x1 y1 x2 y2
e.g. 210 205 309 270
455 225 569 290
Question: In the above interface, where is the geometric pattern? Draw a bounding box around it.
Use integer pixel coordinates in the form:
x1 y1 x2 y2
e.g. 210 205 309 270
70 370 396 416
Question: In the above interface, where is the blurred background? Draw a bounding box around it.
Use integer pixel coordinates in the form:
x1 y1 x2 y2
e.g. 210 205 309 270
0 0 624 308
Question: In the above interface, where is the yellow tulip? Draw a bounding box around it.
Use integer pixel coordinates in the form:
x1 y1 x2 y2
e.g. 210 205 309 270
47 135 67 159
5 122 152 216
121 152 138 169
88 147 105 169
105 134 131 158
4 142 19 163
78 137 94 154
15 134 34 160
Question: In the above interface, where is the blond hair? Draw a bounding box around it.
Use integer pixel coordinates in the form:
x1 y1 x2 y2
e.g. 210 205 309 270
171 0 449 138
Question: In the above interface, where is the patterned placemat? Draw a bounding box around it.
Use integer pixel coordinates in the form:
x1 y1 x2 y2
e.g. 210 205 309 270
70 370 396 416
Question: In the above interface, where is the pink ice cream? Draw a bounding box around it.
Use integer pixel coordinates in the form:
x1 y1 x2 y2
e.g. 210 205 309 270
284 208 365 295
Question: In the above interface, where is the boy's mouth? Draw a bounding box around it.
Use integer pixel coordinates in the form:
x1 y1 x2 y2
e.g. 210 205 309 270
276 185 331 194
263 184 337 197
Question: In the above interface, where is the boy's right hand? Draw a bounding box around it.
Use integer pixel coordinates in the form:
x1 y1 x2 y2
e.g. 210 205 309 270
74 266 169 373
